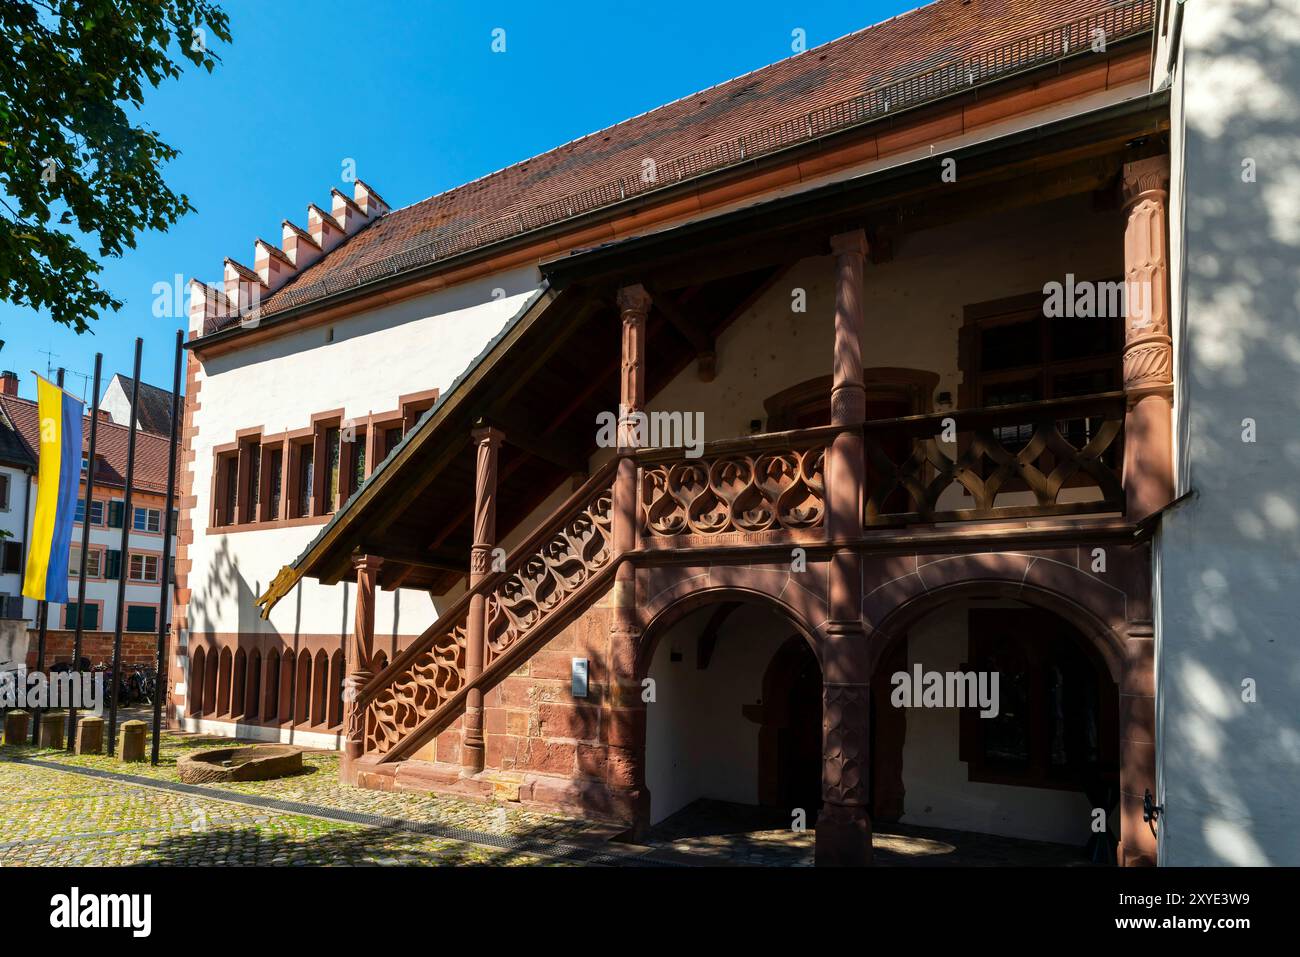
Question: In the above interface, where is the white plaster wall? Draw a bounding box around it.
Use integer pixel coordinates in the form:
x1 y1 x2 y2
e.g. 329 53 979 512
99 377 133 430
1154 0 1300 866
644 603 796 824
187 266 541 639
899 600 1095 845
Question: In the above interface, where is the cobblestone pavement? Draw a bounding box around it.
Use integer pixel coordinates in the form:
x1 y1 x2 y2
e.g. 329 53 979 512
0 733 595 866
1 731 1099 868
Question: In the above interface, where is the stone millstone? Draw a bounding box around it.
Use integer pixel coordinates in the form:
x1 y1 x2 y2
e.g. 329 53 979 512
177 745 303 784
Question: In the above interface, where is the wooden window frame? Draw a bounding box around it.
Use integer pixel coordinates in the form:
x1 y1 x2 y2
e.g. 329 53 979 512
957 286 1124 412
958 608 1119 793
132 506 162 535
128 552 161 583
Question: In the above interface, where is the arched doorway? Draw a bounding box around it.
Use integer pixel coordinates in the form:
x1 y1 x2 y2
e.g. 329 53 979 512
642 595 823 837
757 636 823 819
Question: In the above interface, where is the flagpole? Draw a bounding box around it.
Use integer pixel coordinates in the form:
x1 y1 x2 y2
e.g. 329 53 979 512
30 368 64 745
67 354 102 750
106 340 142 756
151 331 182 765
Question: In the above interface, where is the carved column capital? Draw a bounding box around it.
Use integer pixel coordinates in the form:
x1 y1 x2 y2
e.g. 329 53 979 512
1121 155 1171 208
830 228 869 259
471 424 505 449
352 552 385 577
616 283 652 320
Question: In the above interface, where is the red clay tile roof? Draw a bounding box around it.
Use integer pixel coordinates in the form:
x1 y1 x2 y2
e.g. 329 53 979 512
0 394 178 496
209 0 1152 334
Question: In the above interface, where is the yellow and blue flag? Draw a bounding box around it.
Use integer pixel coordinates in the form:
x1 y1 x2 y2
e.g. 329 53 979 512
22 376 84 603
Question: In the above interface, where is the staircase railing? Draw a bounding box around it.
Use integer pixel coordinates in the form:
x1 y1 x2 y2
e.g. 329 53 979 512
353 457 621 763
352 394 1126 765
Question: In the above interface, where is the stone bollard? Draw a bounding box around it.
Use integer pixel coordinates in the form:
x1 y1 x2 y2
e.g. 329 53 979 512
3 709 29 745
118 719 147 762
37 711 65 749
76 715 105 755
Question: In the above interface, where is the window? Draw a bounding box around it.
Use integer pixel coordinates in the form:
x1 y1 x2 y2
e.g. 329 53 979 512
247 441 261 517
68 545 101 578
222 454 239 525
89 500 105 525
128 553 160 582
384 426 402 458
65 602 99 630
960 609 1117 790
132 507 161 533
1 540 21 574
960 289 1123 474
0 472 9 510
961 289 1122 412
126 605 157 632
268 448 283 519
296 444 314 518
75 497 85 523
351 430 366 496
325 426 341 513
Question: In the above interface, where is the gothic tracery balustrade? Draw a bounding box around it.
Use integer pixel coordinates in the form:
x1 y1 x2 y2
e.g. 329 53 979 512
484 486 613 664
638 430 832 546
361 619 467 754
354 472 616 756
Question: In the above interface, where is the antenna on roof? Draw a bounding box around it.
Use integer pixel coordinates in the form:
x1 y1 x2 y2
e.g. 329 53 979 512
37 348 58 380
65 369 92 404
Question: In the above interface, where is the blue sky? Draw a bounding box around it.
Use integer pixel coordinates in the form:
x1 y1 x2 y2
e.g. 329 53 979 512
0 0 915 403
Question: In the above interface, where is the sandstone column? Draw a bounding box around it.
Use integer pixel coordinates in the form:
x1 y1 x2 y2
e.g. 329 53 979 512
463 425 502 775
608 284 651 831
343 553 383 772
1121 155 1174 523
818 230 873 866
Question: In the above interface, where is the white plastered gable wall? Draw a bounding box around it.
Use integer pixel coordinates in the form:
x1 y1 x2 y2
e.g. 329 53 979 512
185 265 542 644
1155 0 1300 865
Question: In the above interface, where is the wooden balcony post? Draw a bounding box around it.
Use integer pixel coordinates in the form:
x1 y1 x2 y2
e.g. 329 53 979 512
1121 155 1174 523
609 283 651 830
343 553 383 774
464 424 503 775
819 229 873 866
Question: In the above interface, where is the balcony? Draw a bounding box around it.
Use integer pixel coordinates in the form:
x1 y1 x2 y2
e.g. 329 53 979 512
635 391 1125 550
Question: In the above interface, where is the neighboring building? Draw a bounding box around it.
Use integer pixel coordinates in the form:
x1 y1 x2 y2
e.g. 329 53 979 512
101 373 175 437
174 0 1294 867
0 373 178 669
0 371 36 623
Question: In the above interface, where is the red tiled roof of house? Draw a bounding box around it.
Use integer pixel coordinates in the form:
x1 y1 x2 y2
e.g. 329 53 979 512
206 0 1152 334
0 394 178 497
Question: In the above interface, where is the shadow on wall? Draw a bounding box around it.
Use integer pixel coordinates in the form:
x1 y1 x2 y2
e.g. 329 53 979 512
1160 0 1300 865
